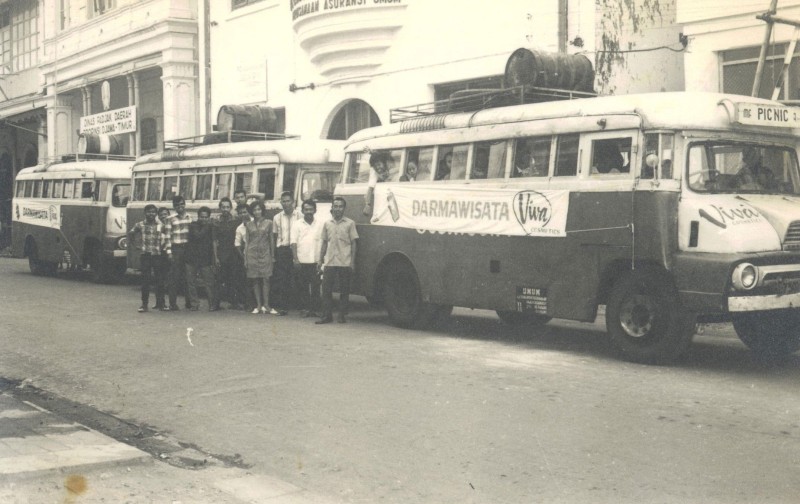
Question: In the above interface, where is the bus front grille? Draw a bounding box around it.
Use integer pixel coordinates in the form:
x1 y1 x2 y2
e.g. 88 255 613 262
785 221 800 251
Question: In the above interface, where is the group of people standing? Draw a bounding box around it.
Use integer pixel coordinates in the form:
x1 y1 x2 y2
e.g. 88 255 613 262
129 190 358 324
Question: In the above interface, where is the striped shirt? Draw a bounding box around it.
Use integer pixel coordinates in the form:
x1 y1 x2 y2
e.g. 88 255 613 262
166 213 193 245
132 220 171 256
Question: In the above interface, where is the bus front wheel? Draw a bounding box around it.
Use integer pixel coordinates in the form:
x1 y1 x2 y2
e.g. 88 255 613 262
605 269 695 364
383 260 447 329
732 310 800 360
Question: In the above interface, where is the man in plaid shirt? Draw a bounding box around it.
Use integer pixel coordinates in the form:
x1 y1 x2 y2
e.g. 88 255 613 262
165 195 193 311
129 204 171 312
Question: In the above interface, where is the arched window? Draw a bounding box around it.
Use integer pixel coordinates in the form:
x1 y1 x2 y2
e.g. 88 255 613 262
327 99 380 140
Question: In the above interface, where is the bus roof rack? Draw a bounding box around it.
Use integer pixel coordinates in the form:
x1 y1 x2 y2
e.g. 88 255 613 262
389 85 597 123
163 130 300 149
43 153 136 164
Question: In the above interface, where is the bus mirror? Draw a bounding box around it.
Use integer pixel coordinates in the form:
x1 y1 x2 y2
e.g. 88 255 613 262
645 153 659 169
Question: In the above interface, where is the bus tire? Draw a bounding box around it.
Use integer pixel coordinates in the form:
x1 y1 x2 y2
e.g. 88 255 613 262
605 269 695 364
732 310 800 361
496 311 552 327
383 259 438 329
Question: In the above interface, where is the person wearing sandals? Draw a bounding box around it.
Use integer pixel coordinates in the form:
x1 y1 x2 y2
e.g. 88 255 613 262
239 200 279 315
129 204 171 313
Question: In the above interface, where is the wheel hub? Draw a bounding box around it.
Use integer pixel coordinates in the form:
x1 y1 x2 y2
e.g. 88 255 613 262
619 294 656 338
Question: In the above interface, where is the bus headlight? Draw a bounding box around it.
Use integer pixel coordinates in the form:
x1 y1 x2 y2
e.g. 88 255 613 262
732 263 758 291
117 236 128 250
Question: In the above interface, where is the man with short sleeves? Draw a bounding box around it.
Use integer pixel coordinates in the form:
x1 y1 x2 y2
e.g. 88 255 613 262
291 199 323 318
271 191 299 315
316 197 358 324
165 195 193 311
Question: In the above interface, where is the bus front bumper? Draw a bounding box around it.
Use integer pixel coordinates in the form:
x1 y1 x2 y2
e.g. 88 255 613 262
728 291 800 312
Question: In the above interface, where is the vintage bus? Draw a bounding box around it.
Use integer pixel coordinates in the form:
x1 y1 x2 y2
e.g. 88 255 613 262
11 155 133 281
127 132 342 269
337 91 800 363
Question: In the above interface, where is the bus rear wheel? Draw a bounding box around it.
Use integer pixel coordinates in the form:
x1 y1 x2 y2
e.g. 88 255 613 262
732 310 800 360
383 260 448 329
605 269 695 364
496 311 552 326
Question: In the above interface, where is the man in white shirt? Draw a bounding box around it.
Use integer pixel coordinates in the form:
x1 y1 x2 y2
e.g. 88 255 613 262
291 199 323 317
271 191 300 314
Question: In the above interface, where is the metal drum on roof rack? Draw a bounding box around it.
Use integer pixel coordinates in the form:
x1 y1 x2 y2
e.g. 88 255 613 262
78 133 123 155
504 49 595 93
216 105 278 133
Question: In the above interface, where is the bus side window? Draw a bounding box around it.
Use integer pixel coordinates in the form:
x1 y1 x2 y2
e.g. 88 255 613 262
405 147 434 181
258 168 276 200
282 165 297 195
590 138 631 175
95 181 108 202
472 140 506 180
33 180 42 198
80 181 94 199
42 180 51 198
346 152 371 183
642 133 674 180
162 176 177 201
513 137 551 177
112 184 130 207
53 180 64 199
437 145 468 180
63 180 75 199
214 173 232 200
554 135 580 177
179 176 194 200
196 174 212 200
147 177 162 201
235 172 252 194
15 180 24 197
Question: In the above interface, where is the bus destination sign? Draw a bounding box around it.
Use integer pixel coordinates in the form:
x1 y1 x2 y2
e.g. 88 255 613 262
734 102 800 128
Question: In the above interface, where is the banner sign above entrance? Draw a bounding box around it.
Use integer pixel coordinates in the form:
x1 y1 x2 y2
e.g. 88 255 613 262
80 106 137 135
291 0 403 22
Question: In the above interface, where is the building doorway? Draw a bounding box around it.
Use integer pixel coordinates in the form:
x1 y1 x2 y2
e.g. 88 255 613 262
326 99 380 140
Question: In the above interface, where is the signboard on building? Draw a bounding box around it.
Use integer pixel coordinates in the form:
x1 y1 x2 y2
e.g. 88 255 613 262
80 106 137 135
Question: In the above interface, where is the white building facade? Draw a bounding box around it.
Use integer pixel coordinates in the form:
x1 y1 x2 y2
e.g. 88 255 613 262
679 0 800 99
209 0 685 141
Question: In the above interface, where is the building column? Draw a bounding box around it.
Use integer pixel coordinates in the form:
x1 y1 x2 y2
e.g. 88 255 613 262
81 86 92 116
127 72 140 156
160 61 198 142
47 94 75 159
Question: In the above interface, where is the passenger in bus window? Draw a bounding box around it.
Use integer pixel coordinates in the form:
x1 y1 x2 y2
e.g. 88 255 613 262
401 161 418 182
436 152 453 180
591 141 624 174
185 207 218 312
166 196 193 311
129 204 171 313
241 200 278 315
363 151 392 216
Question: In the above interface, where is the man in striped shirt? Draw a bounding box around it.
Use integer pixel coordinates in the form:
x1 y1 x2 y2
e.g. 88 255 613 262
165 195 193 311
129 204 171 312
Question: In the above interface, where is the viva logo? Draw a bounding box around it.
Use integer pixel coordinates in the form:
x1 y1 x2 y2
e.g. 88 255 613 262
513 190 553 235
699 203 762 229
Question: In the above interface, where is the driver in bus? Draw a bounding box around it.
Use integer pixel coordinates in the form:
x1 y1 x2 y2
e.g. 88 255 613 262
736 146 767 190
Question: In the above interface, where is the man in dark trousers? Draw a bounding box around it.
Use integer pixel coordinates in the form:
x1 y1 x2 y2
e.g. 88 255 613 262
213 197 244 310
185 206 218 311
316 197 358 324
271 191 298 315
165 195 192 311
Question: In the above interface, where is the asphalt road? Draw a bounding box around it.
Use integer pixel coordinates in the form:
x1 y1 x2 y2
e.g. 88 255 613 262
1 258 799 503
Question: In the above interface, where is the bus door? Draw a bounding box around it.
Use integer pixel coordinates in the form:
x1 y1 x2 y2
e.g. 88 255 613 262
555 130 639 320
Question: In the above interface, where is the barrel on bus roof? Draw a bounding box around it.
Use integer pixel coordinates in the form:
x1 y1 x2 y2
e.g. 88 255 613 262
78 133 123 155
216 105 278 133
504 48 594 93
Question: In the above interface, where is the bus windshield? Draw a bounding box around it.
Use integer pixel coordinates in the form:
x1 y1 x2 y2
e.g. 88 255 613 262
687 143 800 195
300 170 338 203
112 184 131 207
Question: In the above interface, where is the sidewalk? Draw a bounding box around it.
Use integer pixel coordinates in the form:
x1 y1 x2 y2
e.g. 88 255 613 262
0 388 338 503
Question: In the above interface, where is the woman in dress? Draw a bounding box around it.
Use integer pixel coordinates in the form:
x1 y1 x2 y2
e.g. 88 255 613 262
240 200 278 314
